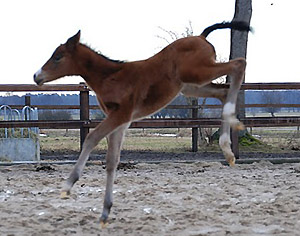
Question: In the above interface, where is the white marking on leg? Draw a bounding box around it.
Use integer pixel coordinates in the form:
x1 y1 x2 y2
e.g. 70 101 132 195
219 132 235 165
223 102 235 116
222 102 241 128
219 133 231 151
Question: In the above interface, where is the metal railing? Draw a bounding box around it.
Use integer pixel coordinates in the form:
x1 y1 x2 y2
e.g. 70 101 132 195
0 105 39 138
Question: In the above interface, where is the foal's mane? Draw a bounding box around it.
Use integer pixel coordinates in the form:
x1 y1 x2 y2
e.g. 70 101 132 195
81 43 124 64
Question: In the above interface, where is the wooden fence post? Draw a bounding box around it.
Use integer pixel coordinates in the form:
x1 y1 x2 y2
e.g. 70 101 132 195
191 99 198 152
25 95 31 106
231 129 239 159
24 95 31 120
79 85 90 151
231 99 240 159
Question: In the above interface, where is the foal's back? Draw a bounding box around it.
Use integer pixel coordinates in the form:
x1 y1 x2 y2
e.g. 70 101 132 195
126 35 217 119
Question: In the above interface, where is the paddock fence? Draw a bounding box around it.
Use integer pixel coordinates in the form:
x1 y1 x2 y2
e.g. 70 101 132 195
0 83 300 157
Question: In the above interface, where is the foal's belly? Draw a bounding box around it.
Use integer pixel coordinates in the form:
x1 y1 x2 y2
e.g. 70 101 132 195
133 85 182 120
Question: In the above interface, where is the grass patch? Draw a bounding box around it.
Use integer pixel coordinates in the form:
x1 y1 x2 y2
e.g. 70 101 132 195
0 128 38 138
38 127 300 155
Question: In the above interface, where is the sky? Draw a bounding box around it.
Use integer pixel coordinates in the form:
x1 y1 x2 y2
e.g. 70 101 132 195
0 0 299 86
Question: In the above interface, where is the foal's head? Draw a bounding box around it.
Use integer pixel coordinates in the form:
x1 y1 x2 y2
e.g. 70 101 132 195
34 31 81 85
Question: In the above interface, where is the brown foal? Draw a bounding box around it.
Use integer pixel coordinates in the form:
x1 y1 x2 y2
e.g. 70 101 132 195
34 21 251 225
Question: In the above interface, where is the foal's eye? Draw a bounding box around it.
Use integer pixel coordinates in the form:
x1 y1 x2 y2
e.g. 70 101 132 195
53 53 63 62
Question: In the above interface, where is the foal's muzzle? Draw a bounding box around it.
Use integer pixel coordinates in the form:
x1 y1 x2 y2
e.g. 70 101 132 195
33 69 45 85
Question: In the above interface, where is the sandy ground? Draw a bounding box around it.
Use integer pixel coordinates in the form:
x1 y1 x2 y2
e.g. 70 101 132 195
1 160 300 236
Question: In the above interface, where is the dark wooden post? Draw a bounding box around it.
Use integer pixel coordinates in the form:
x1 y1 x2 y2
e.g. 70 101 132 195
25 95 31 106
231 97 240 158
25 95 31 120
79 84 90 150
191 99 198 152
231 129 239 159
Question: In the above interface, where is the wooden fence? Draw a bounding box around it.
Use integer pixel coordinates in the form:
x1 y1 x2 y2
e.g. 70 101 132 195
0 83 300 157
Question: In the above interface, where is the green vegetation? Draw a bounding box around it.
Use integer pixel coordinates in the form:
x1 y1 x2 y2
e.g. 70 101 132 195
239 132 263 146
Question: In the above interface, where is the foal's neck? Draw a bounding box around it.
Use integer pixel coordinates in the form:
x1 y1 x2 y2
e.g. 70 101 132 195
77 44 123 82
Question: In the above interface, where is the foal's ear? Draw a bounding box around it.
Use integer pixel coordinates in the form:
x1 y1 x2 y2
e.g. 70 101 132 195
66 30 81 51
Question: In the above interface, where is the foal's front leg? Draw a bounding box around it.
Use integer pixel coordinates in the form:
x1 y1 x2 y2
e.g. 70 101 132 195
100 123 130 226
60 117 127 198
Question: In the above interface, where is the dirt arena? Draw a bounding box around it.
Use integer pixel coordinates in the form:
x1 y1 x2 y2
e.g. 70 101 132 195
1 160 300 236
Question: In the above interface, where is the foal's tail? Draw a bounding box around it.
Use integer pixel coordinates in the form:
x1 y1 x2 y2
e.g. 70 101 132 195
200 21 252 38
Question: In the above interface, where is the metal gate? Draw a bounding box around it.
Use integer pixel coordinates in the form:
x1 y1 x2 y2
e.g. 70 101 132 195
0 105 40 162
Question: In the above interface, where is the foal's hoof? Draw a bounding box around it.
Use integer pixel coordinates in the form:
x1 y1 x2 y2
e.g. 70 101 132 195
229 159 235 167
100 216 109 229
227 156 236 167
100 220 109 229
60 191 70 199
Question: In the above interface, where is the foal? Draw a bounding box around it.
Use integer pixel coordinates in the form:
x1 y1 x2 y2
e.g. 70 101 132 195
34 21 250 225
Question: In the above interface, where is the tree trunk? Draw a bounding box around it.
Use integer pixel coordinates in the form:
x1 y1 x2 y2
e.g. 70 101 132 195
227 0 252 119
227 0 252 158
229 0 252 61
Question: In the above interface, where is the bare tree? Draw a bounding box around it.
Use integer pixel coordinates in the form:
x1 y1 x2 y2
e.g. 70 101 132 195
157 22 210 146
156 21 194 45
156 22 197 117
156 23 231 146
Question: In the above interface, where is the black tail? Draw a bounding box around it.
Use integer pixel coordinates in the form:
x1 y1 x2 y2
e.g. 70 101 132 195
201 21 252 38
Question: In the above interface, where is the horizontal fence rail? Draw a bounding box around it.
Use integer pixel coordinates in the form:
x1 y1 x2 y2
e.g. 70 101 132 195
1 82 300 91
1 83 300 155
7 103 300 110
0 84 90 92
1 117 300 129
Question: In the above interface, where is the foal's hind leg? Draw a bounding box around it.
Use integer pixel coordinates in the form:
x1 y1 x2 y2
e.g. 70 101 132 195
219 58 246 165
219 121 235 165
184 58 246 165
181 83 228 103
100 122 130 226
181 83 234 165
